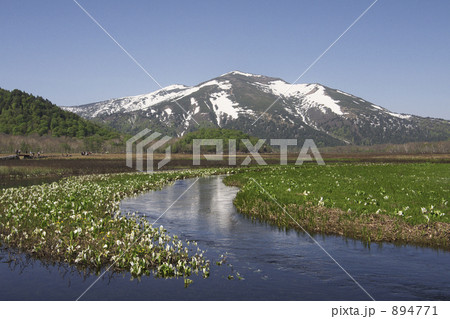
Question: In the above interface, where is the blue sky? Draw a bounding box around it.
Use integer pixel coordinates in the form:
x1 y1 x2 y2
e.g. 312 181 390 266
1 0 449 119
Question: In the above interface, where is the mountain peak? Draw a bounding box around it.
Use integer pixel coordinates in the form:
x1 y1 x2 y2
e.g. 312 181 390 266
60 72 450 146
220 70 264 78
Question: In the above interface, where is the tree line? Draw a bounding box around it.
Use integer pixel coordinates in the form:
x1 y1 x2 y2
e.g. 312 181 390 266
0 88 119 140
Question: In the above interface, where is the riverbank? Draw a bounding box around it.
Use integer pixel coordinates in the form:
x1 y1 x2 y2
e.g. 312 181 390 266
224 163 449 250
0 168 237 282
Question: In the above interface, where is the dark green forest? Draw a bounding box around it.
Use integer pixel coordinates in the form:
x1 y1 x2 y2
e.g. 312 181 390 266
0 88 119 139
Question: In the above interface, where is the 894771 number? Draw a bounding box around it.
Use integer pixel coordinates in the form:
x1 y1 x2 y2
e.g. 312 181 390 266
392 306 437 316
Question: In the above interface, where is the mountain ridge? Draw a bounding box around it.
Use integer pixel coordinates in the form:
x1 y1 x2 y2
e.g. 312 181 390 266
61 71 450 146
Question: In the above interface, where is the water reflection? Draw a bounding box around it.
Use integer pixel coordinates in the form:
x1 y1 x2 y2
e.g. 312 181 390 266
0 176 449 300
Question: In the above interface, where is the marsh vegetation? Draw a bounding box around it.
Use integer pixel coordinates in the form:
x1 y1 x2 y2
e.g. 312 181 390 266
0 168 237 282
224 163 449 249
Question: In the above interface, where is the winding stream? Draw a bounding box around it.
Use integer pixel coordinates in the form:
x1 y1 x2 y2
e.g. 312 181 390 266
0 176 449 300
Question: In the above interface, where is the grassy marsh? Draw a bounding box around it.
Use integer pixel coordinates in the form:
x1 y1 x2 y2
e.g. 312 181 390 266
0 160 448 284
224 163 449 249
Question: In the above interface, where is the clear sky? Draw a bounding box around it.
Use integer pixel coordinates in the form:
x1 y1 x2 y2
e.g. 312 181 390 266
1 0 449 119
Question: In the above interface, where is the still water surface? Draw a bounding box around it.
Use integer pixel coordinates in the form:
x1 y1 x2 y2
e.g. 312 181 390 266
0 176 448 300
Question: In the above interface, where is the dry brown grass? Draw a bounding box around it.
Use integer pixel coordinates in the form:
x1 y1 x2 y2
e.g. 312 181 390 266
0 133 124 154
320 140 450 155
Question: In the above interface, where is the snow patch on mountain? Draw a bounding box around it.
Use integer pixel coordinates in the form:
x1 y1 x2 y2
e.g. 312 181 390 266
209 91 239 126
162 84 189 91
336 90 353 97
255 80 344 115
238 108 257 116
221 70 264 78
118 85 192 113
370 103 411 119
303 85 343 115
69 84 194 117
190 97 200 114
198 80 232 91
65 80 237 118
387 111 411 119
371 104 383 110
262 80 310 97
190 97 198 106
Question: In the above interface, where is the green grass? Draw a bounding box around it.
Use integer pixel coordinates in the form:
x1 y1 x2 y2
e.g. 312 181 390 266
0 168 237 280
224 163 449 248
1 162 448 280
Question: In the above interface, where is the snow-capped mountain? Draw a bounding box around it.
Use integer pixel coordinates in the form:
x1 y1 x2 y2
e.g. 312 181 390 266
62 71 450 146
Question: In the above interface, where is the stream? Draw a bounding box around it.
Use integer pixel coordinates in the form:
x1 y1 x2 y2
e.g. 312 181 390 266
0 175 448 300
